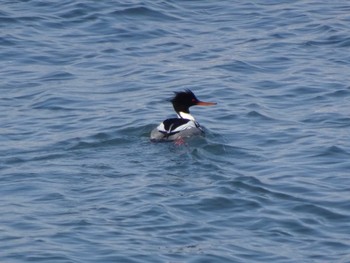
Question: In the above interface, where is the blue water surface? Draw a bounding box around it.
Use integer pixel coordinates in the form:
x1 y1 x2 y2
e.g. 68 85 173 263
1 1 350 262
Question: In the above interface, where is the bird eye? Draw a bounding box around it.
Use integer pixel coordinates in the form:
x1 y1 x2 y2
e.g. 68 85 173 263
192 99 196 102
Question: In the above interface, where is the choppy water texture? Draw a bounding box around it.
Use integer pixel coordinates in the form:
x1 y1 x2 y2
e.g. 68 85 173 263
1 1 350 262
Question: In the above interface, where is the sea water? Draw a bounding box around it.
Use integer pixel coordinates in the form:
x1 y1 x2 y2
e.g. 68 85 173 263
1 1 350 262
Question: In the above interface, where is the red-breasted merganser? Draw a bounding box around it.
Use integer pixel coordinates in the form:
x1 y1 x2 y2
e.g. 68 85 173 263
150 89 216 142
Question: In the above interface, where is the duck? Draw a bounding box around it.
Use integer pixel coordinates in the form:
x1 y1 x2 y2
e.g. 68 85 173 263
150 89 216 142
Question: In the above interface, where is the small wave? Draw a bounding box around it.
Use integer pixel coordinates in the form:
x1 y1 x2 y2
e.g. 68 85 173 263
215 60 265 73
326 88 350 98
110 6 179 22
197 195 261 212
246 110 276 121
31 96 79 111
39 71 75 82
302 111 350 128
304 34 350 48
314 145 350 158
0 36 16 46
292 203 348 221
69 136 130 150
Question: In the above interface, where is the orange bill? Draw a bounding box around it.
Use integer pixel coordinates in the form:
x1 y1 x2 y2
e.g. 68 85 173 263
196 101 217 106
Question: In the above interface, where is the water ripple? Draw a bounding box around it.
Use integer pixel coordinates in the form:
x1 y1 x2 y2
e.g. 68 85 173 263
1 1 350 262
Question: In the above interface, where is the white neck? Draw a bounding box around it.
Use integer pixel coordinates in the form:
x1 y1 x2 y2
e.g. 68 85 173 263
177 111 195 121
